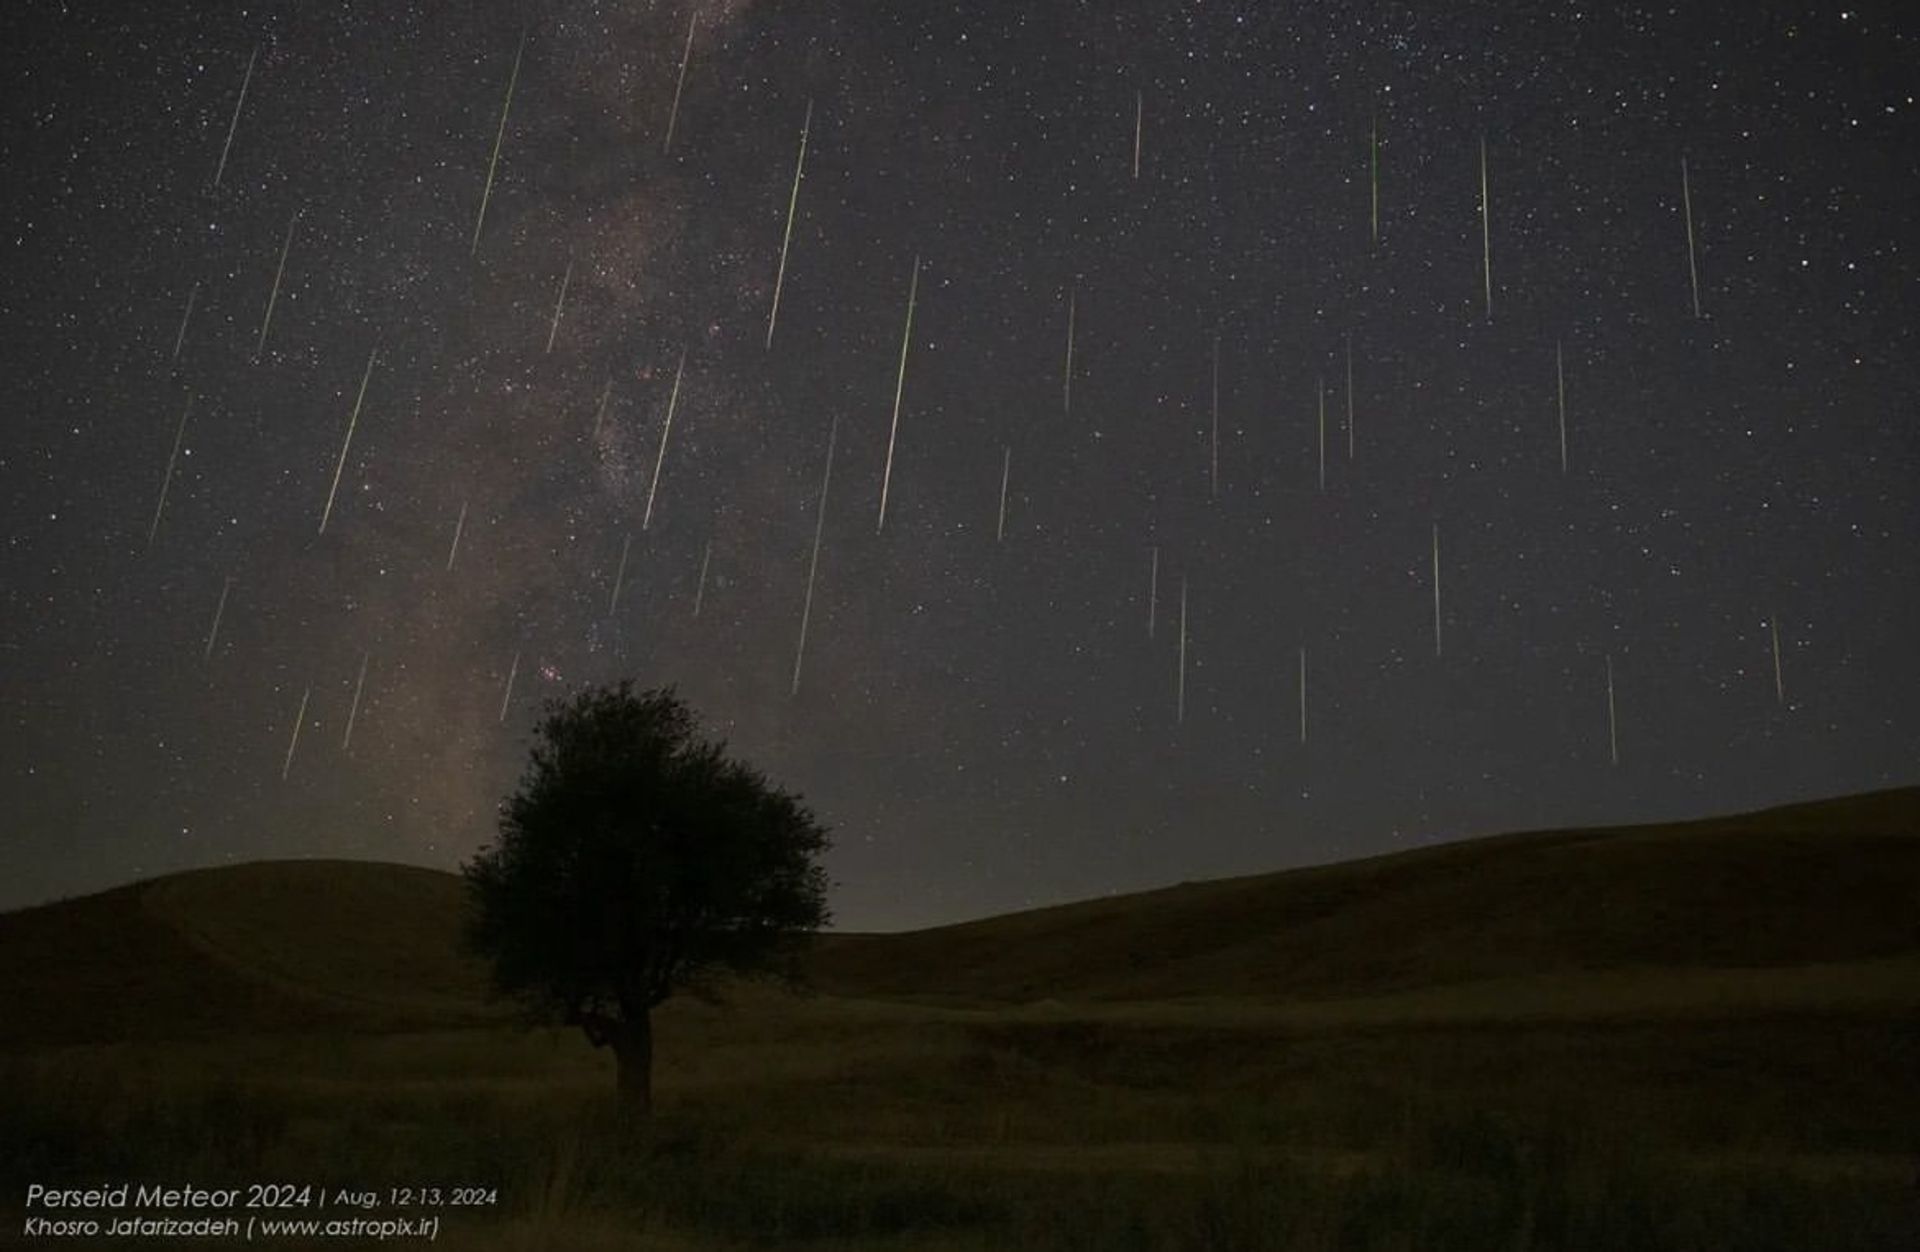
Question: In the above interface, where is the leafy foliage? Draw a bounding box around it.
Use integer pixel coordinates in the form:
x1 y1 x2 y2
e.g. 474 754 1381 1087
463 682 831 1028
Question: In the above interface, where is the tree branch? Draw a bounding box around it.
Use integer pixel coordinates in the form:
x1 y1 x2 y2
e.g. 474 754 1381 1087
567 1002 621 1049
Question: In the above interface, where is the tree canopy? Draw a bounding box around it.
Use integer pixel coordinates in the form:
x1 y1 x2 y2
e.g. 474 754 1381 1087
463 682 831 1109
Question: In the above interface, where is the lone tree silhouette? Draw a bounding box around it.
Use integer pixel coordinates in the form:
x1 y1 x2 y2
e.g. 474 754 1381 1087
463 682 831 1114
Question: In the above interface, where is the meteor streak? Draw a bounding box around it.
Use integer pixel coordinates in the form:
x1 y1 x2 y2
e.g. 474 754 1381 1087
1132 90 1142 179
282 685 310 780
1147 546 1158 640
590 381 612 439
642 349 686 530
212 45 257 189
471 29 525 256
1177 576 1189 724
1770 616 1784 704
693 539 712 617
996 445 1011 542
1210 335 1220 499
663 9 696 156
1369 112 1379 246
1299 646 1307 744
1681 156 1703 318
609 534 631 615
1555 340 1568 472
499 652 519 725
1345 334 1355 460
255 208 301 359
202 575 233 661
1063 284 1076 416
792 417 836 696
765 99 812 349
1316 375 1326 491
342 651 369 752
446 501 468 571
172 283 198 360
147 392 193 550
876 255 919 532
1431 523 1442 657
319 348 377 535
545 259 571 352
1605 654 1619 765
1479 134 1492 321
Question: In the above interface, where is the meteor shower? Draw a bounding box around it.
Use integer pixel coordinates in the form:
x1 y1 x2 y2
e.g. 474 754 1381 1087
2 3 1915 1248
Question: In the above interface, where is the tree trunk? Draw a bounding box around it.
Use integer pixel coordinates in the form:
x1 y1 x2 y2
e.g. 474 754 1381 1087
611 1008 653 1117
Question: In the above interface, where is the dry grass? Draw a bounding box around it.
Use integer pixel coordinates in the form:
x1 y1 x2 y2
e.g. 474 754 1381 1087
1 786 1916 1246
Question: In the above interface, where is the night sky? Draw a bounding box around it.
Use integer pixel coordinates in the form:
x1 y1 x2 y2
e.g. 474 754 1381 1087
3 2 1915 931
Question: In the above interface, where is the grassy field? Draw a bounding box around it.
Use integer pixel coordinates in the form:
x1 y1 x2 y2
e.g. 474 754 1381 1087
2 788 1917 1248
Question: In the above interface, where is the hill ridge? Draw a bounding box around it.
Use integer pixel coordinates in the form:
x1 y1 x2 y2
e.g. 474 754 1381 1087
1 786 1914 1045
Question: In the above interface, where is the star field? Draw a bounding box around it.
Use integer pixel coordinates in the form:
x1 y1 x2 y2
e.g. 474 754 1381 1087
2 2 1915 930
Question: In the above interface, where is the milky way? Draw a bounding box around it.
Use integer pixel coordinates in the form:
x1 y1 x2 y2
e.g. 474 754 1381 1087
2 3 1915 929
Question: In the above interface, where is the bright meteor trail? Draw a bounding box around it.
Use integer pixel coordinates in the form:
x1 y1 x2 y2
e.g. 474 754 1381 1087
1681 156 1703 318
1479 134 1493 321
765 99 812 350
876 254 919 533
255 208 301 360
319 348 377 535
471 29 524 257
146 391 193 551
211 45 257 190
642 350 686 531
663 10 696 156
792 416 837 697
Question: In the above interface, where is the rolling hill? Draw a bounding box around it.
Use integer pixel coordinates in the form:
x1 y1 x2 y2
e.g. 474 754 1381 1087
1 787 1914 1047
807 786 1920 1002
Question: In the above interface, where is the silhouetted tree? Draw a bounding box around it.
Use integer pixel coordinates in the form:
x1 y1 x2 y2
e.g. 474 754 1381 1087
463 682 831 1114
